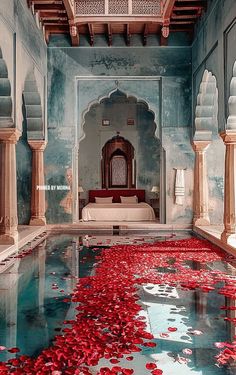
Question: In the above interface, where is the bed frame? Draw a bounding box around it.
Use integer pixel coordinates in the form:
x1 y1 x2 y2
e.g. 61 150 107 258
88 189 145 203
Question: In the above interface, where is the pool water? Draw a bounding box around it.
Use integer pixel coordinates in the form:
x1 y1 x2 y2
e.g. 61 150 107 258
0 232 235 374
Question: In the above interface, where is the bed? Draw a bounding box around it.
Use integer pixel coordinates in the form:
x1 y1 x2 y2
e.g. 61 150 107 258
81 189 155 222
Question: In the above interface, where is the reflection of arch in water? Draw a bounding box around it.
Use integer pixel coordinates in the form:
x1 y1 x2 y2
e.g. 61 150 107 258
79 88 158 144
102 133 135 188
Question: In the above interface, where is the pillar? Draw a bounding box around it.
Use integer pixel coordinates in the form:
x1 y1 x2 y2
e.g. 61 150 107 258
192 140 211 226
0 129 21 244
220 131 236 243
28 140 47 226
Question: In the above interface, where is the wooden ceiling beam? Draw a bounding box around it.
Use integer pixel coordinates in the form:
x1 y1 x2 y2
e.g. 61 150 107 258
162 0 176 23
32 0 63 4
88 23 94 46
62 0 74 20
107 23 112 46
173 5 204 11
143 23 148 46
126 24 131 46
171 14 198 19
171 20 195 24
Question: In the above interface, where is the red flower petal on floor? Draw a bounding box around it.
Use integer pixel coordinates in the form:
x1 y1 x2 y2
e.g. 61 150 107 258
8 347 20 353
159 333 169 338
168 327 177 332
143 342 157 347
126 356 134 361
146 362 157 370
110 358 120 364
151 369 163 375
122 369 134 375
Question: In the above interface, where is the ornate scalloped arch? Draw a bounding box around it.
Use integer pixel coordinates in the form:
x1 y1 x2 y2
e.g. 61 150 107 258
194 69 218 140
0 47 13 125
23 70 44 139
226 61 236 130
79 88 158 143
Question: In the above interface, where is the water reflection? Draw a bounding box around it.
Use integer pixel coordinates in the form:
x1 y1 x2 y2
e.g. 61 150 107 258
0 236 80 360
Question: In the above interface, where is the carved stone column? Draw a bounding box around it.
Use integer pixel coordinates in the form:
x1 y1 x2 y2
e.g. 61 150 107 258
192 140 211 226
220 131 236 243
0 129 21 244
28 140 47 226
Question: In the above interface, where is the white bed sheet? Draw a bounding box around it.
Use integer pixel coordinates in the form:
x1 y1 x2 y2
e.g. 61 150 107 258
82 202 155 221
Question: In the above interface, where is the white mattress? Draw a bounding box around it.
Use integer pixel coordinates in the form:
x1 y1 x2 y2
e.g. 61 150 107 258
82 203 155 222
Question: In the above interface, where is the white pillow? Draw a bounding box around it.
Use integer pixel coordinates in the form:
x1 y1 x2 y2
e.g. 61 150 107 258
95 196 113 204
120 195 138 204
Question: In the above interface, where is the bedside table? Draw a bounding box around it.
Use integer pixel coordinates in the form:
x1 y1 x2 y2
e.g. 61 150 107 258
79 199 86 219
150 198 159 218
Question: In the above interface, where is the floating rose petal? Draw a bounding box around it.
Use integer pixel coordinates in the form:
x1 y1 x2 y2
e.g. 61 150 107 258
168 327 177 332
214 342 226 349
0 346 6 351
182 348 193 355
8 347 20 353
160 333 169 338
146 362 157 370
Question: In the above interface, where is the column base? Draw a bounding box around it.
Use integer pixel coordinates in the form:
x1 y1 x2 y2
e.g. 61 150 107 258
0 232 18 245
30 217 46 226
193 217 210 226
221 230 236 244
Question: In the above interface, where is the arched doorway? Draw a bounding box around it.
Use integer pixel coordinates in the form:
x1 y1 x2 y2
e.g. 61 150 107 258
101 133 135 188
78 89 163 220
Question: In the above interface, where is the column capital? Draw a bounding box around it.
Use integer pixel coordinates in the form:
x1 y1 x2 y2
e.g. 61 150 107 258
0 128 21 143
192 140 211 152
28 140 47 151
220 130 236 144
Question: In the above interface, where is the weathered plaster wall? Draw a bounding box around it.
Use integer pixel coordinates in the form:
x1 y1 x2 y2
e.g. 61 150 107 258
192 0 236 224
47 46 192 223
0 0 47 224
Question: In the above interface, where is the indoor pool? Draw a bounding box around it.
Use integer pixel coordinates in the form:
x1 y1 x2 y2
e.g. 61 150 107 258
0 232 236 375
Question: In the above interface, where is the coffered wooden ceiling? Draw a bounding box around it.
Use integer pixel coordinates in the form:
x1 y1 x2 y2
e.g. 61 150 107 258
27 0 207 46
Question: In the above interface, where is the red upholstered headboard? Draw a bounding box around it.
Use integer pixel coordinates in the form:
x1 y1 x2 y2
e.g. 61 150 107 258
89 189 145 203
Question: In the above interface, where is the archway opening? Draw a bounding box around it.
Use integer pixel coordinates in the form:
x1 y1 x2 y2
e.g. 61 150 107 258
78 89 161 219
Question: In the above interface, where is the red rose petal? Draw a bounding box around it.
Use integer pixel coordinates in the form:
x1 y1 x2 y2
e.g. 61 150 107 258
146 363 157 370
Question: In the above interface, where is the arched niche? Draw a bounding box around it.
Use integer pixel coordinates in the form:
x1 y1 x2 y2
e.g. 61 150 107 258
226 61 236 130
23 70 44 139
0 47 13 126
194 69 218 140
102 133 135 188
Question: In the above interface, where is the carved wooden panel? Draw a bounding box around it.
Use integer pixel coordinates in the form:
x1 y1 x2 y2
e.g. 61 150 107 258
132 0 161 15
108 0 129 14
75 0 105 15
